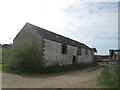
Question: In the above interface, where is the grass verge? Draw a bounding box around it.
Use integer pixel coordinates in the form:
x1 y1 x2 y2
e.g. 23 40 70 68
0 65 2 71
99 66 119 88
2 63 98 74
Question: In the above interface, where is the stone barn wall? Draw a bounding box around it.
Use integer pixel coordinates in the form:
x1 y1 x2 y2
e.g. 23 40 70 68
43 39 94 67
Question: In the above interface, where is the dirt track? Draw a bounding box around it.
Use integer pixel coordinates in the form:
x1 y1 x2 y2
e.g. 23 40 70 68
2 66 104 88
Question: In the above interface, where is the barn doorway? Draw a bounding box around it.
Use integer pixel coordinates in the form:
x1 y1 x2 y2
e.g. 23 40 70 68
72 55 77 65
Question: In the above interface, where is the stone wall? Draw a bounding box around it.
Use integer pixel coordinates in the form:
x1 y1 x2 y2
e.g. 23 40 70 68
43 39 94 67
108 59 120 74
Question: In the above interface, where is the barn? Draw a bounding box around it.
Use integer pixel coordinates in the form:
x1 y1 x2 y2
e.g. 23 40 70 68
13 23 95 67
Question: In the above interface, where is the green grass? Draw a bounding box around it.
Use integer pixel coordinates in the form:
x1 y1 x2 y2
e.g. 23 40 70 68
0 65 2 71
2 65 23 74
99 66 119 88
2 63 98 75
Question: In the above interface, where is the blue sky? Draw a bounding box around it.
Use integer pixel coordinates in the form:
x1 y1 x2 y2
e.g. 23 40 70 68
63 2 118 55
0 0 118 55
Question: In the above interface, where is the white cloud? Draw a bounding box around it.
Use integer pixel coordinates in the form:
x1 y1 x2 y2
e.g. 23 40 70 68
0 0 118 54
62 2 118 54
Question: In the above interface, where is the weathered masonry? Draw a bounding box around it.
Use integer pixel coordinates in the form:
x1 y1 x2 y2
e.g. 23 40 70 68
13 23 95 67
108 49 120 73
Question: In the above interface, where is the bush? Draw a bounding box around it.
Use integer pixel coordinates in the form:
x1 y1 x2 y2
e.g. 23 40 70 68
4 42 43 71
2 47 10 64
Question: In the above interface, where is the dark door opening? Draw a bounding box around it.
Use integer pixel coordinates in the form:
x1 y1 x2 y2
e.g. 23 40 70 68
72 55 77 65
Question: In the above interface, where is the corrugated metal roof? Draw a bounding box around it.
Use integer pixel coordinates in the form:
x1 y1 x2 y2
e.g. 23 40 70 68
28 23 91 50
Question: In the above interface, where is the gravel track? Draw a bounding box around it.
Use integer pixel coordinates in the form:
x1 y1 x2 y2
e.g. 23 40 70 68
2 66 104 88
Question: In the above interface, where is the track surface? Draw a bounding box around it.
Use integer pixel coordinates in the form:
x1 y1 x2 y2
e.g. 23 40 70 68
2 66 104 88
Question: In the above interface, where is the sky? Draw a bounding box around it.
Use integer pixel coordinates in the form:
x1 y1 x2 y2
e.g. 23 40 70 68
0 0 118 55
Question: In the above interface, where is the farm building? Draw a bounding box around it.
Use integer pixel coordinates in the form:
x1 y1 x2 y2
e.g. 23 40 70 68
13 23 95 67
109 49 120 59
91 48 97 55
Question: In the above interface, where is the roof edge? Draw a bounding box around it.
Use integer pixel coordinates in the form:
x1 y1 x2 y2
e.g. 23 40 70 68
28 23 92 50
13 23 29 42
